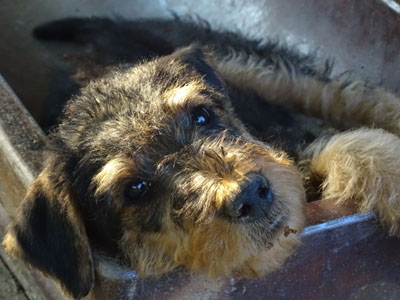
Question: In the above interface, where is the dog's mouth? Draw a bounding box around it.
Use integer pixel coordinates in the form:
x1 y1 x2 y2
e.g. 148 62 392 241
263 210 289 239
268 214 285 232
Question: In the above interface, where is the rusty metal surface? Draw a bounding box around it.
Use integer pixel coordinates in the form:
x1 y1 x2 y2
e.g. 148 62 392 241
2 71 399 300
94 213 400 300
1 0 400 299
305 198 358 226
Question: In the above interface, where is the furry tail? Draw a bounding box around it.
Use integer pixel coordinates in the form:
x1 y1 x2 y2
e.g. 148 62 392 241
33 17 174 57
33 17 113 42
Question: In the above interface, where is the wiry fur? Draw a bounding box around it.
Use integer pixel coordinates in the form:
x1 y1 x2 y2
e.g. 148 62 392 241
3 17 400 299
304 129 400 235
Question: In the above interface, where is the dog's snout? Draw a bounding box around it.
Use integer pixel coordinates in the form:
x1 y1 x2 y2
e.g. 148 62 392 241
224 174 274 220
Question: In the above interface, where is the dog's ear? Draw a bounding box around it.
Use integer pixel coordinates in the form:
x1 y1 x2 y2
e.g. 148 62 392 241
176 45 225 91
3 157 94 299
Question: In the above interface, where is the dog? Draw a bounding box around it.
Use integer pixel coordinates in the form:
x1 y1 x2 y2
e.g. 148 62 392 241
3 17 400 299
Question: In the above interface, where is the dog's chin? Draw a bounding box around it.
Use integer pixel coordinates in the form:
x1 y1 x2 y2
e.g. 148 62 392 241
229 207 304 278
237 203 294 244
124 202 304 280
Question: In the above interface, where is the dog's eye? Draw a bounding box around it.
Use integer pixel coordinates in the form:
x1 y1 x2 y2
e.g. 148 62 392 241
191 106 211 126
124 180 150 202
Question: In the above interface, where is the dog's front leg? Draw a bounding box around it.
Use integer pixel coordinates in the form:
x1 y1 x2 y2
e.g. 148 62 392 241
300 128 400 236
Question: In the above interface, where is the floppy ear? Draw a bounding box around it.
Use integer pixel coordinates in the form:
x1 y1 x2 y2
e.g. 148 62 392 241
176 45 225 91
3 158 94 299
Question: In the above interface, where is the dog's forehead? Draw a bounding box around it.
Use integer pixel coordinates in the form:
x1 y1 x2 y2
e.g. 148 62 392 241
117 54 212 110
62 54 226 162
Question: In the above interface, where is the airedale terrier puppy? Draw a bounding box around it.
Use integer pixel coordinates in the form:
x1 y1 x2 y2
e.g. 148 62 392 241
4 17 400 299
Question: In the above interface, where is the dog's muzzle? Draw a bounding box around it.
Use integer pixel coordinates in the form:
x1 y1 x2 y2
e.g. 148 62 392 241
223 173 274 222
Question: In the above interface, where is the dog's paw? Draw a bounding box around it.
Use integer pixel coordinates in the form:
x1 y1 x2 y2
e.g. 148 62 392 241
307 128 400 236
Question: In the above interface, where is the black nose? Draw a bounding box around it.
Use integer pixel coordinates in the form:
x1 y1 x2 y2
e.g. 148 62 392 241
224 174 274 221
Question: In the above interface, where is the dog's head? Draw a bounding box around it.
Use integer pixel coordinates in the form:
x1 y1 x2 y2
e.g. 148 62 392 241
3 46 305 298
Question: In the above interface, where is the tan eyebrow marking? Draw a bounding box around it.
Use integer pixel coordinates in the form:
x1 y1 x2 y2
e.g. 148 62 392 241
93 157 135 196
166 83 202 106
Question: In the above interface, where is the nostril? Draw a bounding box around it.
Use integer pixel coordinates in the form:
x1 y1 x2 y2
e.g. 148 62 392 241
258 184 268 199
224 175 274 220
238 203 252 218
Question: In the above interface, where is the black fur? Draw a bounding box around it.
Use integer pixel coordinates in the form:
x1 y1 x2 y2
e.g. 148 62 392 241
6 17 338 298
11 189 93 298
35 17 332 154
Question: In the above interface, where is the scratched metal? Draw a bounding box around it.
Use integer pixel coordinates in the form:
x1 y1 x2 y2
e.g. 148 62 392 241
1 0 400 299
94 213 400 300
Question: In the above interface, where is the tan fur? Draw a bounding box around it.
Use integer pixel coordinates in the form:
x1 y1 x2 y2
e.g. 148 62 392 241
93 156 136 199
305 128 400 235
3 164 94 298
119 142 305 279
166 83 202 106
2 233 22 261
216 51 400 236
6 23 400 298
